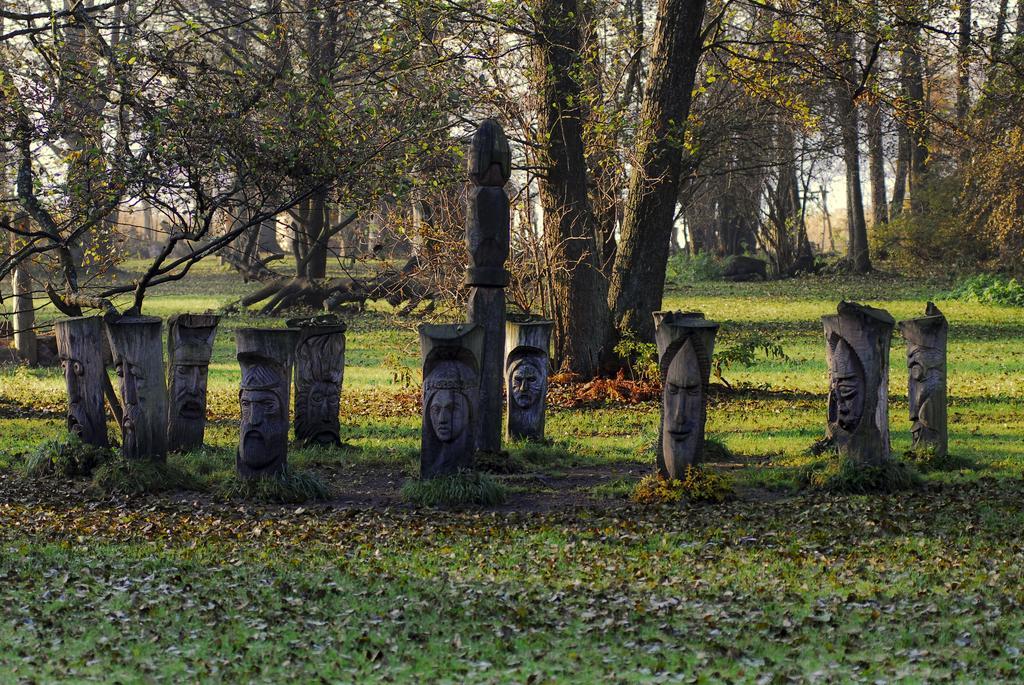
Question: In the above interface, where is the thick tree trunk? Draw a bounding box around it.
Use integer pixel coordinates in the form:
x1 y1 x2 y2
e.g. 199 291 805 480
867 101 888 228
531 0 609 377
54 316 109 448
607 0 707 345
12 260 37 366
106 315 168 462
836 31 871 273
904 26 929 214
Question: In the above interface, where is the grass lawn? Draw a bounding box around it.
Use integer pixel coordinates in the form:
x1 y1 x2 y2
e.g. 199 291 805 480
1 261 1023 681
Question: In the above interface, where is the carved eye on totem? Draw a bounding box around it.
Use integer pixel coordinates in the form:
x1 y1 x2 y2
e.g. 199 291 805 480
61 358 84 376
667 382 700 397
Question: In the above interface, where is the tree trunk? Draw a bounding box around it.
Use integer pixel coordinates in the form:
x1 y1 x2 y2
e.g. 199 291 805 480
607 0 707 345
531 0 609 377
904 25 929 214
866 100 888 228
54 316 110 448
890 123 909 218
835 31 871 273
956 0 971 126
11 256 37 366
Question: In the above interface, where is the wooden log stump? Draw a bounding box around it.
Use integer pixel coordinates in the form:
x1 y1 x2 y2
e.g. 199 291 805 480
898 302 948 457
504 320 553 441
287 315 347 447
654 311 719 479
166 314 220 453
54 316 109 448
235 328 298 479
465 119 512 455
822 301 895 465
105 315 168 461
419 323 484 479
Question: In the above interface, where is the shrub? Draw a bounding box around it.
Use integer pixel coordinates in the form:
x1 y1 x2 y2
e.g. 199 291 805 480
666 251 725 282
949 273 1024 307
613 335 659 383
92 457 200 496
631 467 733 505
24 434 112 478
713 331 789 387
401 470 507 507
800 455 921 494
218 467 332 504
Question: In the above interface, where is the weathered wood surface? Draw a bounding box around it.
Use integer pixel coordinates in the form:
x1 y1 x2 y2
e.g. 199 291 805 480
465 119 512 455
505 320 552 441
654 312 719 479
288 315 347 447
822 301 895 465
54 316 109 448
419 323 484 479
166 314 219 453
235 328 298 479
106 315 168 461
898 302 948 457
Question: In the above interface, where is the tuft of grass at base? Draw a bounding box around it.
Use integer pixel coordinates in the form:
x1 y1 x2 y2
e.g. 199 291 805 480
402 470 508 507
903 447 976 473
800 455 922 494
23 433 113 478
91 457 201 496
218 467 331 504
631 467 734 505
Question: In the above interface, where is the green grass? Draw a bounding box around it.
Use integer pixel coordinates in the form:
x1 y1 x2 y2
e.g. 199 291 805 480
2 265 1024 679
401 470 508 507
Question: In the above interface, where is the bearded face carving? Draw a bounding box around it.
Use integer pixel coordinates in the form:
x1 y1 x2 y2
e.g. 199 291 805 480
827 336 866 434
510 359 543 409
292 324 346 447
54 317 109 448
419 324 483 479
106 316 168 461
167 314 218 453
235 328 297 479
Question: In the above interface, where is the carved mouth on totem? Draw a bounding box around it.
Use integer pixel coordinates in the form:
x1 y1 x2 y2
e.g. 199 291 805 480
178 400 203 420
242 430 267 464
668 425 693 441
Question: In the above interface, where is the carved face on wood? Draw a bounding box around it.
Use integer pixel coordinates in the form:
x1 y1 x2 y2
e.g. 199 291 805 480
828 337 865 433
509 357 544 410
116 359 151 457
424 362 472 445
239 364 288 473
60 353 94 441
908 342 944 444
294 331 345 446
661 338 704 467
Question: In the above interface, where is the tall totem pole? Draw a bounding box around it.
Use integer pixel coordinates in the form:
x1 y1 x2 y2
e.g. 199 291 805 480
465 119 512 454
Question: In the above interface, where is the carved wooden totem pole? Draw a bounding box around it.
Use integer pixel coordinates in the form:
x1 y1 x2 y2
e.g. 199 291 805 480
54 316 109 448
654 312 719 479
166 314 219 453
419 323 484 479
822 302 895 465
105 315 168 461
288 315 347 447
898 302 948 457
235 328 298 479
465 119 512 454
504 320 553 441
